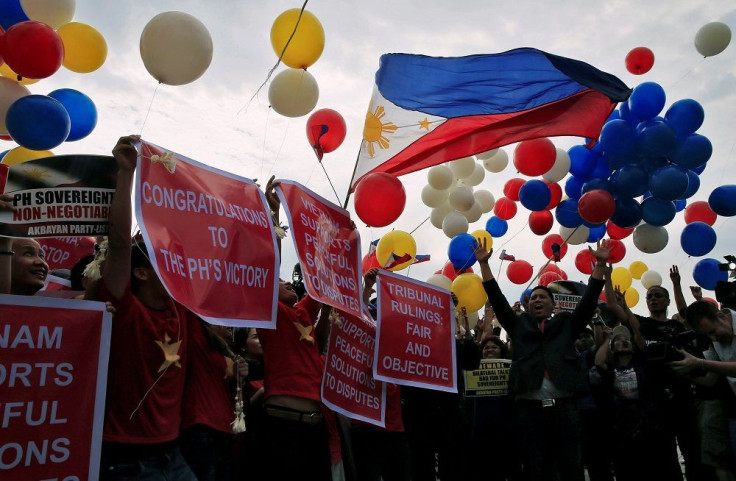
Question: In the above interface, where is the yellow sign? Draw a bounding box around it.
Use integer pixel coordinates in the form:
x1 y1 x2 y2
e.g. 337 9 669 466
464 359 511 397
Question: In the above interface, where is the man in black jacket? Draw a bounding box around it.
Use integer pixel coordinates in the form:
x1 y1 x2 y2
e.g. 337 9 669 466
474 238 611 481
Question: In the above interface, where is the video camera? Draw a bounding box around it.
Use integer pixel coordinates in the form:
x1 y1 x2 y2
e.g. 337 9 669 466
716 255 736 310
645 330 707 363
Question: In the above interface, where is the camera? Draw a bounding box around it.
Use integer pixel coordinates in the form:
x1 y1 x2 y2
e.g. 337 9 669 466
715 255 736 310
645 330 707 363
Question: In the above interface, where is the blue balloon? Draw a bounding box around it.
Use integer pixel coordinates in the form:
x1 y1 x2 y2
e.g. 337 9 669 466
636 121 677 158
0 0 29 30
709 185 736 217
641 197 676 226
486 216 508 237
692 163 707 175
568 145 596 178
607 110 621 123
600 120 636 156
589 156 612 180
519 180 551 212
628 82 666 121
587 224 607 243
610 197 642 228
670 134 712 169
611 165 648 198
582 178 611 194
520 288 533 303
48 89 98 141
649 165 689 201
681 222 717 257
693 258 728 290
618 102 638 126
565 175 586 200
555 198 583 228
674 199 687 212
605 150 639 170
448 233 478 270
664 99 704 137
5 95 71 150
679 170 700 199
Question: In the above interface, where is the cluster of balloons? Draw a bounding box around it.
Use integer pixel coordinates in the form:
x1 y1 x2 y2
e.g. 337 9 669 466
268 9 324 118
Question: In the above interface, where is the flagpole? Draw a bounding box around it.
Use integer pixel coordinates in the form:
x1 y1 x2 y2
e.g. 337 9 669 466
343 146 362 209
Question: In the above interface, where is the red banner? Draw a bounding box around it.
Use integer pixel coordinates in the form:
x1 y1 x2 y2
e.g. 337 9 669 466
321 309 386 427
276 180 362 318
374 271 457 392
0 295 112 480
37 237 96 271
136 141 278 328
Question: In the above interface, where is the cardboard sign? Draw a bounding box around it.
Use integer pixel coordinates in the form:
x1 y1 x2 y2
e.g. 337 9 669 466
321 309 386 427
549 280 587 313
135 140 279 328
374 271 457 392
37 237 96 271
464 359 512 397
276 181 362 318
0 155 116 238
0 295 111 480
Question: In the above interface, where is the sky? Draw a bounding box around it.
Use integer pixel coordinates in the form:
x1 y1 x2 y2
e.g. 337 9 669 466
12 0 736 316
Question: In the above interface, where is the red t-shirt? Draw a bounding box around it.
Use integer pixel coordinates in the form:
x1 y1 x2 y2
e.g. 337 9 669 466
258 296 323 402
99 282 191 443
181 319 233 433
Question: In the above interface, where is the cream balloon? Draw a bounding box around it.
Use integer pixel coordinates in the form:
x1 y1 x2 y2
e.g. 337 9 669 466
442 211 469 238
0 78 30 134
641 270 663 290
560 225 589 245
20 0 75 29
427 164 454 190
430 203 453 229
474 190 495 213
426 273 453 291
140 11 213 86
543 148 571 183
421 184 448 208
462 202 483 223
483 149 508 173
695 22 732 57
475 148 498 160
463 163 486 186
449 157 475 178
448 186 475 212
633 224 668 253
268 68 319 118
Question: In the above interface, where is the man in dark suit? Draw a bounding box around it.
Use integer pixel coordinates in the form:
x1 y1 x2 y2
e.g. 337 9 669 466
474 239 611 481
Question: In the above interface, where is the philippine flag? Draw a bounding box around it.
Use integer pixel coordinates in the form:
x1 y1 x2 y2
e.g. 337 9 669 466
352 48 631 187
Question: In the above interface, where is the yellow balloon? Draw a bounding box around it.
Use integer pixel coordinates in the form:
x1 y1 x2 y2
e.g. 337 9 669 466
58 22 108 73
270 9 325 69
376 230 416 271
624 288 640 308
0 63 39 85
629 261 648 280
1 147 54 166
611 267 632 292
470 229 493 251
451 273 487 312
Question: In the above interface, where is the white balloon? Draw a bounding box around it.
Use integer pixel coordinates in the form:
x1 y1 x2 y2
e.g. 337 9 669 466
426 274 452 291
463 163 486 186
268 68 319 118
543 148 571 183
427 164 454 190
559 225 589 245
448 186 475 212
475 148 498 160
695 22 732 57
474 190 496 213
430 203 453 229
641 270 663 290
483 149 509 173
442 211 469 238
462 202 483 223
449 157 476 178
140 11 213 86
421 185 448 208
0 78 30 134
633 224 668 253
20 0 75 29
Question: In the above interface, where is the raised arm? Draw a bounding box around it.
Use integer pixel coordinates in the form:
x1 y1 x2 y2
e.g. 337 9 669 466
669 265 688 316
570 240 610 331
474 239 517 336
264 176 281 255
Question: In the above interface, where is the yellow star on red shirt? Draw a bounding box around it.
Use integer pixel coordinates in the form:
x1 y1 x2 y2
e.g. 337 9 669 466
154 333 182 372
293 322 315 343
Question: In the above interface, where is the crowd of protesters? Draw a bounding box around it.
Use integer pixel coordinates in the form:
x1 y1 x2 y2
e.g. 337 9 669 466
1 135 736 481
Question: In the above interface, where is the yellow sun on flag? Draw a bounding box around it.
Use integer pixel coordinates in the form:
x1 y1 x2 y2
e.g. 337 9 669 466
363 105 397 157
21 167 51 182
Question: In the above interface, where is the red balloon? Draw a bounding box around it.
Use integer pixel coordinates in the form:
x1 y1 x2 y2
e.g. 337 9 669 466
0 26 5 65
578 189 615 224
625 47 655 75
542 264 562 275
514 138 556 176
575 249 595 274
538 271 562 287
608 238 626 264
354 173 406 227
529 210 553 235
306 108 347 160
507 260 533 285
606 220 634 240
542 234 568 260
503 178 525 201
441 261 473 281
362 251 381 274
2 21 63 79
684 201 717 226
544 181 562 209
493 197 517 220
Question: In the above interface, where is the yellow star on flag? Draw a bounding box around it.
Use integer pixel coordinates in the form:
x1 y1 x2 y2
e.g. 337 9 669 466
293 322 315 343
418 117 430 130
154 333 182 372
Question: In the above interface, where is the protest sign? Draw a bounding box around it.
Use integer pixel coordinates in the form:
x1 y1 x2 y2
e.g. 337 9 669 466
37 237 96 271
0 295 111 481
276 180 362 318
548 280 586 313
0 156 116 238
136 140 278 328
321 309 386 427
464 359 512 397
374 271 457 392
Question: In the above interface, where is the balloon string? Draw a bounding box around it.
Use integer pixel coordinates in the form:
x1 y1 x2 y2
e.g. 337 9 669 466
265 117 291 181
409 216 430 235
139 82 161 135
500 221 529 248
260 108 271 181
319 161 342 205
666 57 706 91
237 0 310 115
